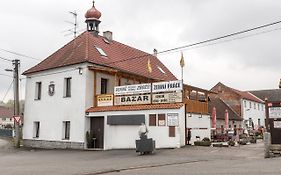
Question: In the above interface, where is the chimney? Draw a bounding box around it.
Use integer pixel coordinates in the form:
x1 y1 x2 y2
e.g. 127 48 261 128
279 79 281 89
153 49 158 57
103 31 113 41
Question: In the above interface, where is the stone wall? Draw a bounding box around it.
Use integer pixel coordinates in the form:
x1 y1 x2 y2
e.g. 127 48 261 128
23 139 84 150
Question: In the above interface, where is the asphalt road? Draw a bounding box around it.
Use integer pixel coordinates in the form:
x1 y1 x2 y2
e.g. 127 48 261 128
0 139 280 175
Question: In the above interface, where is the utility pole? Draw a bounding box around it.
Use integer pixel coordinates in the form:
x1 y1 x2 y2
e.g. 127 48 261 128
13 59 20 148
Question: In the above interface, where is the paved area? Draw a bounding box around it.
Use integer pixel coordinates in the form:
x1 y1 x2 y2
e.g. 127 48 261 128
0 139 280 175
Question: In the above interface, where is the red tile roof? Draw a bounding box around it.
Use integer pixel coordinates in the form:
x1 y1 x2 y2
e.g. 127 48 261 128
231 88 264 103
23 31 177 81
86 103 184 113
208 97 242 121
0 106 13 119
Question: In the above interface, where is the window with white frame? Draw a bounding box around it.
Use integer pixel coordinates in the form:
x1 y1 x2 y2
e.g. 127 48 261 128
35 82 42 100
62 121 70 140
244 101 247 108
64 77 72 97
33 121 40 138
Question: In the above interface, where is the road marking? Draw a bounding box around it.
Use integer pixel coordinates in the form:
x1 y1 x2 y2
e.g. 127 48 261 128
82 160 208 175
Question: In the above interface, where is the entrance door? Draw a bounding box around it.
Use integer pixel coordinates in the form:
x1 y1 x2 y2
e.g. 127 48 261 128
90 117 104 149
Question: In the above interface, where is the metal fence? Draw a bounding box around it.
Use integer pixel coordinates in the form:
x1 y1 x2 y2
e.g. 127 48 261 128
0 129 13 137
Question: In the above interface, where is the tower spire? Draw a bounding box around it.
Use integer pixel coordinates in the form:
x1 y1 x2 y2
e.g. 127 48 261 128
85 1 102 35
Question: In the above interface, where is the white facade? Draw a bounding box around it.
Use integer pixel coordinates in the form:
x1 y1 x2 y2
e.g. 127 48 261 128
241 99 265 129
87 106 186 150
186 113 211 144
23 63 189 150
23 63 94 148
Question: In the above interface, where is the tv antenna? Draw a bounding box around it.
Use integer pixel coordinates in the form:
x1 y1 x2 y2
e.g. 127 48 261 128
63 11 78 38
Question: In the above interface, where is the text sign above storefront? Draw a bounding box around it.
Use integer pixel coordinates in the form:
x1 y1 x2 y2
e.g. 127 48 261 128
114 83 151 95
152 92 182 104
167 113 179 126
269 107 281 119
114 94 151 106
152 80 183 93
97 94 113 107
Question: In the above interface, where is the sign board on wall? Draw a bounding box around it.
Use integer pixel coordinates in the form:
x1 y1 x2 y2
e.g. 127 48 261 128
114 83 151 95
114 94 151 106
152 92 182 104
167 113 179 126
274 121 281 128
269 107 281 119
152 80 183 93
97 95 113 107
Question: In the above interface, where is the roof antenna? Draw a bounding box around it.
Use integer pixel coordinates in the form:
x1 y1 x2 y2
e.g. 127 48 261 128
63 11 78 39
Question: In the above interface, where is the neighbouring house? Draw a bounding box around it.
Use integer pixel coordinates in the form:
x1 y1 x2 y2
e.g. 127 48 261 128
208 97 243 134
211 82 265 130
22 2 211 150
250 81 281 142
0 106 14 128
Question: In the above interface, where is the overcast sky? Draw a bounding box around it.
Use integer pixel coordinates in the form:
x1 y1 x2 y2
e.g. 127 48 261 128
0 0 280 102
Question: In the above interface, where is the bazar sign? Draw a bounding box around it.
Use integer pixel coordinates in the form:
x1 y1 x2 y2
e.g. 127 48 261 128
114 83 151 95
114 94 151 106
152 80 183 93
97 94 113 107
152 92 182 104
269 107 281 119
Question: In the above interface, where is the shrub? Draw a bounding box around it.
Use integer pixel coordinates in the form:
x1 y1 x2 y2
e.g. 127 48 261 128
202 137 211 142
86 131 94 148
228 140 235 146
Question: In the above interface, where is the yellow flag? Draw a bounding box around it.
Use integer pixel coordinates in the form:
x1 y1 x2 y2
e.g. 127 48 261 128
147 58 152 73
180 52 185 68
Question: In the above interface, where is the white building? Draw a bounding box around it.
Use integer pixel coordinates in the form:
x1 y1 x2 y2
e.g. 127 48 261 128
23 2 211 150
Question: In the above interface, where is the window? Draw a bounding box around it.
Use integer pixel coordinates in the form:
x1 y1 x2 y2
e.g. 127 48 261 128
64 77 72 97
35 82 42 100
63 121 70 140
101 78 108 94
254 103 256 109
158 114 166 126
149 114 156 126
249 102 252 108
244 101 247 108
95 46 107 57
33 122 40 138
258 104 260 110
258 119 261 127
157 66 166 74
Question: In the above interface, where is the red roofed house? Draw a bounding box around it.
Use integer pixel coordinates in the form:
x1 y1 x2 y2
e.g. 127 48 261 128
211 82 265 130
22 2 211 149
0 106 14 129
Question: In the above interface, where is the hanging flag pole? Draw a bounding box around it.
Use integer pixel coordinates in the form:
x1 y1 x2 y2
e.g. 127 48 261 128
180 52 185 83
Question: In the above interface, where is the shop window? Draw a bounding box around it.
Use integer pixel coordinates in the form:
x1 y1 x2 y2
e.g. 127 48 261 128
158 114 166 126
149 114 156 126
33 122 40 138
35 82 42 100
63 121 70 140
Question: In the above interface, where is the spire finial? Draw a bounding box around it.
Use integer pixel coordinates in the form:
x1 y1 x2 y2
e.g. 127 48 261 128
92 0 95 6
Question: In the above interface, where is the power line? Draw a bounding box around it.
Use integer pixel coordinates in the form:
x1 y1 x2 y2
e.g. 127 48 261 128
0 73 13 78
106 20 281 65
0 56 12 62
0 48 40 61
1 80 13 102
160 26 281 55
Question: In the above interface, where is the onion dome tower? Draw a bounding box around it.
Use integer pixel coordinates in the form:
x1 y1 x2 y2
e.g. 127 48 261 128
85 1 102 35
